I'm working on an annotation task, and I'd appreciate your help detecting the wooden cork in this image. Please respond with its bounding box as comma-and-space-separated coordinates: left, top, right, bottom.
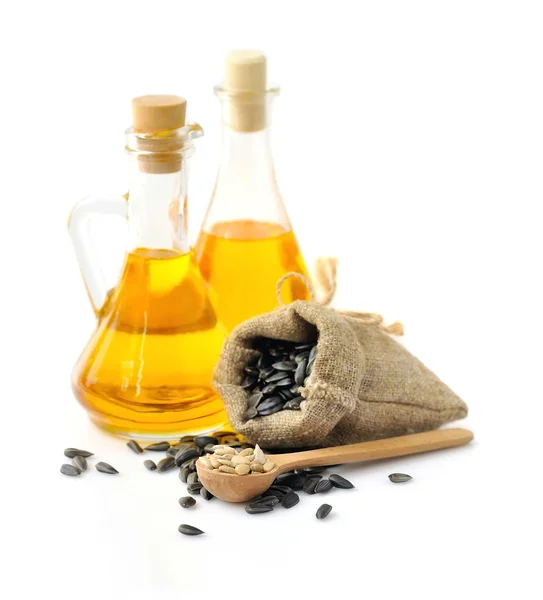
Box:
132, 95, 187, 133
131, 95, 187, 173
224, 50, 267, 132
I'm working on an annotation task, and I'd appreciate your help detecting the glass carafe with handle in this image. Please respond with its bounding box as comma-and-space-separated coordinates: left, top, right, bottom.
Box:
195, 50, 310, 332
68, 95, 228, 440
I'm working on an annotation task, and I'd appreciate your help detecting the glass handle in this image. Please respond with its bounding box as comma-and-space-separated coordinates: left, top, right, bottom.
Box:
68, 194, 128, 315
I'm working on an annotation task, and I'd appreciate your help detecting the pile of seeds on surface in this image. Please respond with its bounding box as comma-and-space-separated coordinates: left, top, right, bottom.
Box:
198, 443, 276, 475
61, 432, 413, 537
60, 448, 119, 476
242, 339, 318, 418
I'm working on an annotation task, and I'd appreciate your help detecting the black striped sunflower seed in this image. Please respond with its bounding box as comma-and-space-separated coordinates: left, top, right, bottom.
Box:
294, 358, 308, 385
145, 442, 170, 452
272, 360, 297, 371
144, 460, 157, 471
187, 482, 203, 495
194, 435, 218, 448
200, 487, 214, 501
127, 440, 143, 454
276, 473, 306, 490
60, 464, 81, 476
178, 496, 196, 508
245, 504, 274, 514
281, 491, 300, 508
245, 406, 258, 420
283, 397, 303, 410
178, 524, 204, 536
241, 375, 257, 389
64, 448, 93, 458
179, 467, 190, 482
95, 462, 119, 475
302, 478, 319, 494
186, 472, 199, 485
316, 504, 333, 519
314, 479, 333, 493
175, 447, 200, 466
157, 456, 176, 473
72, 456, 87, 471
250, 496, 280, 507
388, 473, 412, 483
329, 474, 355, 489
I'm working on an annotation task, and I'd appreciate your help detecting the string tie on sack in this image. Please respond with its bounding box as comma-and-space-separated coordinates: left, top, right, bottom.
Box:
275, 257, 404, 336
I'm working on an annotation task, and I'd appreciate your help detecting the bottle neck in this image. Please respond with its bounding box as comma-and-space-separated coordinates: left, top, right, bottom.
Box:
127, 165, 189, 254
203, 94, 290, 232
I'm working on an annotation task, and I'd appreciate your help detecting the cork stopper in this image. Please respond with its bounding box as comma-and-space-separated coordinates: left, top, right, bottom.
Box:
223, 50, 267, 132
131, 95, 187, 174
132, 95, 187, 133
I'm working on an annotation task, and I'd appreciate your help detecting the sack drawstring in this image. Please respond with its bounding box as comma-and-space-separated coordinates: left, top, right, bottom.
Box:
276, 257, 404, 336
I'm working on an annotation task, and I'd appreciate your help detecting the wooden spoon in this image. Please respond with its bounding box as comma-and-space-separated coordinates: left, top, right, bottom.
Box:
196, 427, 473, 503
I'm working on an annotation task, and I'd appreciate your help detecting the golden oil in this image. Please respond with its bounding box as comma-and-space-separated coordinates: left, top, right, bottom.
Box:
72, 248, 228, 439
196, 220, 309, 331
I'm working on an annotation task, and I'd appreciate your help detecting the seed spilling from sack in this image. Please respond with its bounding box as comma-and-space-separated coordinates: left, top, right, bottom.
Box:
239, 339, 318, 418
197, 443, 276, 476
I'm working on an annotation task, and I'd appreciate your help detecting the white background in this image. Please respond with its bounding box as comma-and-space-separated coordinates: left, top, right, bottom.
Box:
1, 1, 541, 598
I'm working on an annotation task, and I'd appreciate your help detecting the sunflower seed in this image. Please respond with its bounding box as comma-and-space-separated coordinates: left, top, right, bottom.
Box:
282, 491, 300, 508
145, 442, 170, 452
258, 403, 284, 417
198, 457, 212, 470
178, 524, 204, 536
295, 358, 308, 385
155, 456, 175, 473
250, 496, 280, 507
218, 465, 236, 474
178, 496, 196, 508
187, 482, 203, 495
186, 472, 199, 485
314, 479, 333, 493
64, 448, 93, 458
264, 371, 289, 383
253, 445, 266, 465
209, 455, 220, 469
144, 460, 157, 471
256, 396, 283, 413
179, 436, 195, 444
245, 504, 274, 514
244, 366, 259, 376
272, 360, 297, 371
175, 447, 199, 466
309, 345, 318, 363
283, 397, 303, 410
275, 377, 294, 387
244, 407, 258, 420
302, 478, 319, 494
316, 504, 333, 519
179, 466, 190, 482
294, 350, 311, 363
235, 464, 251, 475
200, 487, 214, 501
260, 367, 275, 380
263, 461, 276, 472
329, 473, 354, 489
72, 456, 87, 471
268, 485, 291, 496
260, 383, 277, 395
248, 391, 264, 407
295, 343, 314, 350
194, 436, 218, 448
241, 375, 257, 389
127, 440, 143, 454
60, 464, 81, 476
95, 462, 119, 475
388, 473, 413, 483
276, 473, 306, 490
303, 466, 327, 474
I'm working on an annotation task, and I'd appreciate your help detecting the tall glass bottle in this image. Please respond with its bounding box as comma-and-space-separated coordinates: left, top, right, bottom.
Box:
195, 50, 309, 331
69, 95, 228, 440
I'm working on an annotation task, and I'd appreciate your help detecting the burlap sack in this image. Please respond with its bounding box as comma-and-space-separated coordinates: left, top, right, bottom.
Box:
213, 300, 467, 449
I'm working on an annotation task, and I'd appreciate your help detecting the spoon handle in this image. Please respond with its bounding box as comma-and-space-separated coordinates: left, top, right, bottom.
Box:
275, 428, 474, 471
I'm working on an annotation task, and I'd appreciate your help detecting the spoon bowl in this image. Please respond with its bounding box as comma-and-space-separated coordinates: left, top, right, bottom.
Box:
196, 428, 474, 502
